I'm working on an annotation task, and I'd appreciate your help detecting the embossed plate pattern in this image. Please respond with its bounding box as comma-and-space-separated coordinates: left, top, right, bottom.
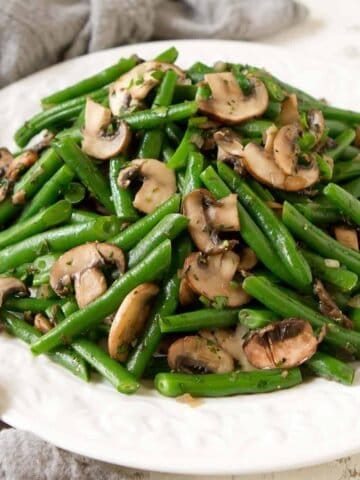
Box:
0, 40, 360, 475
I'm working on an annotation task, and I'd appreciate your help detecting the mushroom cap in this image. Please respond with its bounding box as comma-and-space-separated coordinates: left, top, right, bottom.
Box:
118, 159, 177, 214
179, 277, 197, 306
81, 98, 131, 160
334, 226, 359, 251
0, 277, 28, 307
182, 188, 239, 254
167, 335, 234, 373
50, 242, 126, 297
273, 124, 300, 175
279, 93, 299, 125
0, 150, 38, 202
198, 72, 269, 125
108, 283, 159, 361
109, 61, 186, 116
34, 313, 53, 334
237, 247, 258, 272
183, 251, 250, 307
214, 128, 244, 173
243, 318, 318, 369
74, 267, 108, 309
243, 142, 319, 192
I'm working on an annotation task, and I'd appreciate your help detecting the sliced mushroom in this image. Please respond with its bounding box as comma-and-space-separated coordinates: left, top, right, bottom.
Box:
355, 126, 360, 149
34, 313, 53, 334
0, 277, 28, 307
198, 72, 269, 124
334, 226, 359, 250
307, 109, 325, 143
0, 149, 38, 202
109, 61, 186, 115
243, 318, 319, 369
242, 142, 319, 192
263, 124, 278, 153
213, 128, 244, 173
183, 251, 250, 307
50, 243, 125, 307
237, 247, 258, 272
108, 283, 159, 361
117, 159, 176, 214
314, 279, 353, 329
273, 124, 301, 175
279, 94, 299, 125
179, 277, 197, 306
81, 98, 131, 160
167, 335, 234, 373
182, 189, 239, 254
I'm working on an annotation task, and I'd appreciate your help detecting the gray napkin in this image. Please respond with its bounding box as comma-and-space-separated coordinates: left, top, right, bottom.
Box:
0, 0, 307, 478
0, 0, 307, 88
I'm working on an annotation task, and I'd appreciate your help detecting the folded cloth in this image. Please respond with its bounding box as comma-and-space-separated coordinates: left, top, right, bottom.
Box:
0, 1, 307, 477
0, 0, 307, 88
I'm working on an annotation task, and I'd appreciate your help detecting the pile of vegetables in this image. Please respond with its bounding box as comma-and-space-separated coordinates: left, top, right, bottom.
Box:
1, 46, 360, 398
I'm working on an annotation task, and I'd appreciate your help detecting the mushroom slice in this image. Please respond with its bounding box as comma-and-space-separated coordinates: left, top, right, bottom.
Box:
214, 128, 244, 173
82, 99, 131, 160
243, 143, 319, 192
34, 313, 53, 334
307, 109, 325, 143
117, 159, 176, 214
167, 335, 234, 374
237, 247, 258, 272
334, 226, 359, 251
273, 124, 301, 175
198, 72, 269, 124
0, 277, 28, 307
179, 277, 197, 306
183, 251, 250, 307
279, 93, 299, 125
50, 243, 125, 306
109, 61, 186, 115
243, 318, 319, 369
263, 124, 278, 153
108, 283, 159, 361
74, 267, 108, 308
355, 126, 360, 149
0, 149, 38, 202
314, 279, 353, 329
182, 189, 239, 254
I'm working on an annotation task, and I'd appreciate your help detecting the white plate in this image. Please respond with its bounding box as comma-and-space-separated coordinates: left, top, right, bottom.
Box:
1, 40, 360, 476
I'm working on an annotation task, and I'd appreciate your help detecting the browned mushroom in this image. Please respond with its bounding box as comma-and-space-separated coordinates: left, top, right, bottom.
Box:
355, 126, 360, 148
108, 283, 159, 361
197, 72, 269, 124
334, 226, 359, 250
167, 335, 234, 373
273, 124, 301, 175
183, 251, 250, 307
213, 128, 244, 173
0, 149, 38, 202
182, 188, 239, 254
313, 279, 353, 329
179, 277, 197, 306
109, 61, 186, 115
34, 313, 53, 334
0, 277, 28, 307
81, 98, 131, 160
243, 318, 319, 369
50, 242, 125, 307
279, 94, 299, 125
237, 247, 258, 272
117, 159, 176, 214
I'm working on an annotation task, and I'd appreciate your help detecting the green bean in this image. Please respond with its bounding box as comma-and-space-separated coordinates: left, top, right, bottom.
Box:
301, 102, 360, 125
53, 138, 115, 214
306, 351, 354, 385
15, 89, 108, 147
294, 202, 342, 225
41, 57, 136, 106
19, 165, 75, 221
253, 73, 286, 102
0, 200, 72, 249
243, 276, 360, 355
264, 101, 281, 120
324, 183, 360, 225
121, 101, 198, 130
326, 129, 356, 160
0, 216, 120, 274
238, 308, 279, 329
341, 145, 360, 161
56, 126, 82, 143
155, 47, 178, 63
126, 236, 192, 378
302, 248, 358, 292
3, 297, 64, 313
172, 85, 198, 103
61, 299, 79, 317
143, 356, 170, 378
1, 311, 89, 381
183, 152, 204, 195
64, 182, 86, 204
138, 129, 164, 159
110, 194, 180, 250
186, 61, 213, 83
282, 202, 360, 275
72, 339, 139, 394
200, 166, 298, 287
31, 240, 172, 354
128, 213, 188, 268
71, 209, 100, 223
247, 179, 275, 202
349, 308, 360, 331
109, 157, 139, 222
155, 368, 302, 397
153, 70, 178, 108
234, 120, 273, 138
333, 156, 360, 183
218, 162, 312, 289
162, 140, 175, 162
165, 126, 200, 170
160, 309, 239, 333
231, 65, 253, 96
326, 119, 349, 137
165, 123, 184, 145
342, 176, 360, 198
